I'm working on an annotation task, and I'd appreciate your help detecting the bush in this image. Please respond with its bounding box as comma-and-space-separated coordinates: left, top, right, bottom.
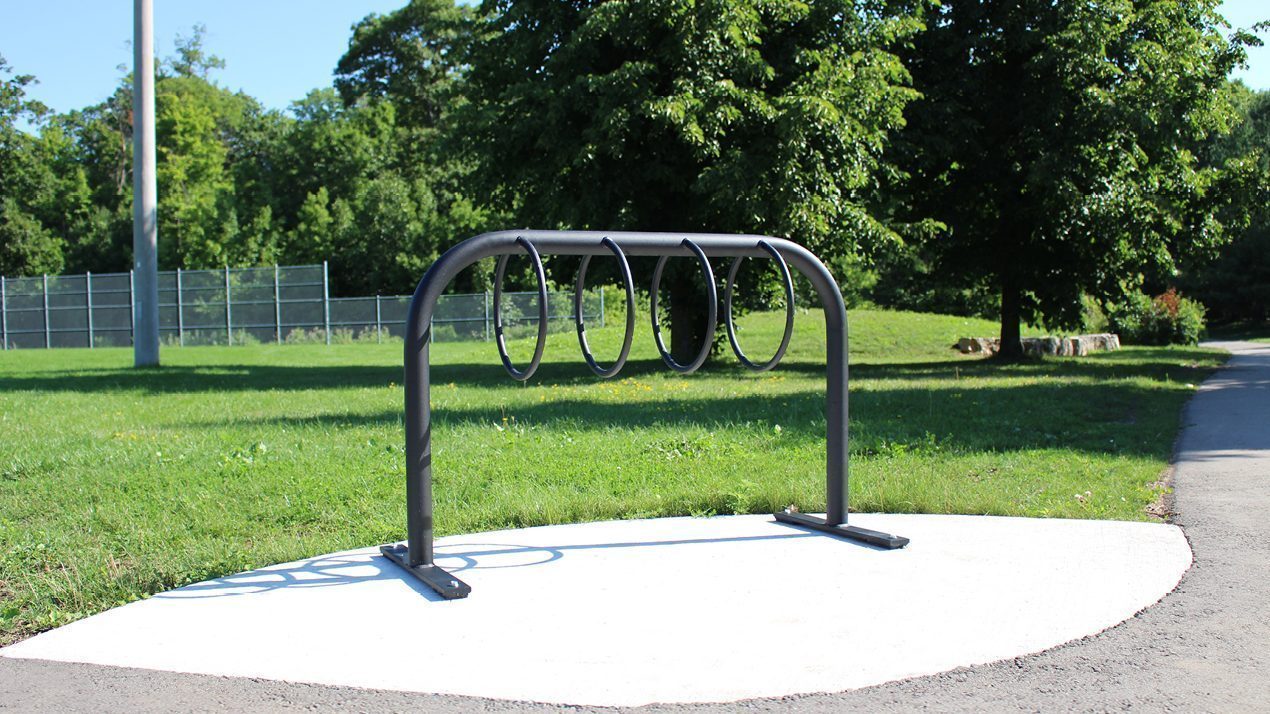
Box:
1080, 294, 1111, 333
868, 243, 1000, 320
1182, 224, 1270, 325
1107, 288, 1206, 345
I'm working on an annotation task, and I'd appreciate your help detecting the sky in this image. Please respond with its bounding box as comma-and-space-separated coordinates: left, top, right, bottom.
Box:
1, 0, 403, 125
1, 0, 1268, 128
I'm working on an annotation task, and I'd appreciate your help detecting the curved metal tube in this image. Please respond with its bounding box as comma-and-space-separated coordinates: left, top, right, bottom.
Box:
650, 238, 717, 374
387, 230, 905, 599
724, 239, 795, 372
575, 237, 635, 378
493, 237, 549, 381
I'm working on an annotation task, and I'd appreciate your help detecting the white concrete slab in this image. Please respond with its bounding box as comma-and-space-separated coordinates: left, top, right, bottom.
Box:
1, 514, 1190, 706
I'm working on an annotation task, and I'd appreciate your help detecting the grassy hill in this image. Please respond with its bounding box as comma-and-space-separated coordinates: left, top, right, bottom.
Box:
0, 308, 1224, 643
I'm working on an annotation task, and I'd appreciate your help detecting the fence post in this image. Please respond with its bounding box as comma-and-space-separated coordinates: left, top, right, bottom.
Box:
1, 275, 7, 350
86, 272, 94, 349
484, 290, 490, 341
42, 274, 50, 349
129, 270, 136, 345
322, 261, 331, 346
375, 294, 382, 344
225, 266, 232, 346
274, 265, 282, 345
176, 268, 184, 347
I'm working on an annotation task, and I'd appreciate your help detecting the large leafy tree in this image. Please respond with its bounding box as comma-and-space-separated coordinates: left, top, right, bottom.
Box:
335, 0, 472, 132
0, 56, 65, 276
336, 1, 495, 294
457, 0, 926, 359
894, 0, 1254, 357
1184, 84, 1270, 323
46, 83, 136, 273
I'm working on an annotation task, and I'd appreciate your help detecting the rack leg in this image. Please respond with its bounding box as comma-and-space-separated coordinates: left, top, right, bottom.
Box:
379, 544, 471, 599
773, 510, 909, 549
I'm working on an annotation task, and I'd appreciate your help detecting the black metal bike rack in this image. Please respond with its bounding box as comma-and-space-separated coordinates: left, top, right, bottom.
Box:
380, 230, 909, 599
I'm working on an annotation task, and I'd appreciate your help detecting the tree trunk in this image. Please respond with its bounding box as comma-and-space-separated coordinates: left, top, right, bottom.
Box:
998, 276, 1023, 360
668, 273, 709, 364
642, 187, 713, 365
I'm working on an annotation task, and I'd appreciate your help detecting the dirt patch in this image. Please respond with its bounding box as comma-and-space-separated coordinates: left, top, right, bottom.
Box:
1145, 467, 1176, 521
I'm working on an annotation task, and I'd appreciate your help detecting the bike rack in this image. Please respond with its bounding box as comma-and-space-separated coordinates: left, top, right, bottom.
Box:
380, 230, 909, 599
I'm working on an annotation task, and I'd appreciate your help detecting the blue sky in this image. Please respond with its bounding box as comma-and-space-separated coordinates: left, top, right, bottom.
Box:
2, 0, 1268, 125
1, 0, 402, 121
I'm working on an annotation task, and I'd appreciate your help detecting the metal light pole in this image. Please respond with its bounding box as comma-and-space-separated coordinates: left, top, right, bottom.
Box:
132, 0, 160, 366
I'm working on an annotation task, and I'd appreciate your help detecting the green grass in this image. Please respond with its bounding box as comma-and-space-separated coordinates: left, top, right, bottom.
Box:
0, 308, 1224, 644
1204, 323, 1270, 342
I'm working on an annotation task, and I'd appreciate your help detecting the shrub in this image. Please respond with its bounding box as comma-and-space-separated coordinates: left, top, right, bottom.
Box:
1080, 294, 1110, 333
1107, 288, 1206, 345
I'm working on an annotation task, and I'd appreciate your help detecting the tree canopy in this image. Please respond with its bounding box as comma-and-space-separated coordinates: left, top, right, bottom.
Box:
456, 0, 927, 355
0, 55, 64, 276
0, 26, 488, 297
1183, 83, 1270, 323
1, 1, 1266, 350
891, 0, 1257, 355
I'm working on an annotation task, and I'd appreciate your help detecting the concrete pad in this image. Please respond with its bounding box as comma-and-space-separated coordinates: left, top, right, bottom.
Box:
1, 514, 1190, 706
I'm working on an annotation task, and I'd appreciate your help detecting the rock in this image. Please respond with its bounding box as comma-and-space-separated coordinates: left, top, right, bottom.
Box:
955, 333, 1121, 356
957, 337, 1000, 354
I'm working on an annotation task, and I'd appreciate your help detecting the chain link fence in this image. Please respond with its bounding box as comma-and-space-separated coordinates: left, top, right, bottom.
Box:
0, 263, 602, 350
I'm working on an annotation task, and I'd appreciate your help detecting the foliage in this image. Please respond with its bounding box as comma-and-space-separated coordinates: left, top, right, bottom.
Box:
0, 27, 490, 297
163, 24, 227, 80
1184, 223, 1270, 324
1107, 288, 1207, 346
0, 55, 65, 276
335, 0, 472, 131
0, 202, 63, 276
891, 0, 1256, 357
1183, 86, 1270, 324
1, 4, 1265, 327
456, 0, 927, 358
154, 77, 257, 268
334, 1, 498, 294
867, 241, 999, 319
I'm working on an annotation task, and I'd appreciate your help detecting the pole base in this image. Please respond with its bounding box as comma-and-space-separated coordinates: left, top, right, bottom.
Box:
773, 511, 909, 549
379, 544, 471, 599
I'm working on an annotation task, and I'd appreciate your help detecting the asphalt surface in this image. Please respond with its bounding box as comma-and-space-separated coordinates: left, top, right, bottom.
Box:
3, 341, 1268, 713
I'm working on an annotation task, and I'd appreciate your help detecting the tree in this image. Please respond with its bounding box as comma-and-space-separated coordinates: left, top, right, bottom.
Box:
41, 84, 137, 273
336, 1, 500, 293
1183, 84, 1270, 323
457, 0, 926, 360
154, 76, 239, 268
165, 23, 227, 80
0, 56, 65, 276
335, 0, 472, 130
275, 89, 397, 218
0, 203, 64, 276
893, 0, 1254, 357
285, 187, 337, 265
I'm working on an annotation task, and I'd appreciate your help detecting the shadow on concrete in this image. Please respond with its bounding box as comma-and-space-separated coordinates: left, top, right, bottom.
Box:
155, 529, 841, 601
155, 553, 445, 602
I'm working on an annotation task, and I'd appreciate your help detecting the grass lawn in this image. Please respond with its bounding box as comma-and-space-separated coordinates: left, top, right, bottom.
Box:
0, 307, 1225, 644
1204, 323, 1270, 342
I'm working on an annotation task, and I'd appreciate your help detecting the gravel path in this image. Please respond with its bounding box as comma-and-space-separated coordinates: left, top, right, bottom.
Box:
4, 341, 1268, 713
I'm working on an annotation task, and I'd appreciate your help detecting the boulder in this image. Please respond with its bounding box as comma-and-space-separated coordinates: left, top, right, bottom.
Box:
954, 333, 1121, 356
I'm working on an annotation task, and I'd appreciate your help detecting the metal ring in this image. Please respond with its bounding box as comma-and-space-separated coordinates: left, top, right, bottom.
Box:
575, 237, 635, 378
650, 238, 717, 374
725, 240, 795, 372
493, 237, 549, 381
